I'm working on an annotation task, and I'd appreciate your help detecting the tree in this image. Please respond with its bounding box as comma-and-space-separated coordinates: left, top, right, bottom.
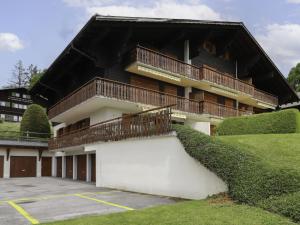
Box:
28, 69, 46, 89
287, 63, 300, 92
20, 104, 50, 138
8, 61, 45, 89
10, 60, 27, 88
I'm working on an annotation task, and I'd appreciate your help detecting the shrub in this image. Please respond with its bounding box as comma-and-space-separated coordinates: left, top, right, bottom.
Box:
20, 104, 50, 138
173, 124, 300, 222
258, 192, 300, 223
216, 109, 300, 136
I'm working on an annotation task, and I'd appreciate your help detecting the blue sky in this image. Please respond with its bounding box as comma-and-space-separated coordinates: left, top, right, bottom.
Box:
0, 0, 300, 87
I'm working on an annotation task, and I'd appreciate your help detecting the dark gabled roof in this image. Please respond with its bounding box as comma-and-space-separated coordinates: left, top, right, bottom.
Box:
31, 15, 299, 104
94, 15, 243, 26
0, 87, 28, 91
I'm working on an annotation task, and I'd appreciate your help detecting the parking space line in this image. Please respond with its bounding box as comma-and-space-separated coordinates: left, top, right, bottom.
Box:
74, 193, 134, 211
6, 191, 120, 203
7, 201, 39, 224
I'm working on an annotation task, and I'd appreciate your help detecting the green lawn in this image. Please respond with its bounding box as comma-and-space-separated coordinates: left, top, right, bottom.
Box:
42, 198, 296, 225
216, 133, 300, 173
0, 122, 20, 137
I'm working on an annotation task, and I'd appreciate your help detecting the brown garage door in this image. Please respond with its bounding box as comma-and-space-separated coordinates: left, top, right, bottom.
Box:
66, 156, 73, 179
56, 157, 62, 177
77, 155, 86, 181
10, 156, 36, 177
42, 157, 52, 176
91, 154, 96, 182
0, 156, 4, 178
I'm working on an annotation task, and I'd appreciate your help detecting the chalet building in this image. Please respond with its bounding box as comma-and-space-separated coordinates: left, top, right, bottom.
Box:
281, 92, 300, 110
31, 15, 298, 199
0, 87, 32, 122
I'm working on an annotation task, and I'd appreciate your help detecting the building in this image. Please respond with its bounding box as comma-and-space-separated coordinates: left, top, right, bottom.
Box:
30, 15, 298, 199
0, 87, 32, 122
280, 92, 300, 110
0, 138, 52, 178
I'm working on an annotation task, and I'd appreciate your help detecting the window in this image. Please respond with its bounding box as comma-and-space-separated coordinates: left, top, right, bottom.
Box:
11, 92, 20, 97
203, 41, 216, 55
5, 115, 14, 121
18, 116, 22, 121
23, 94, 31, 99
0, 101, 10, 107
13, 115, 18, 122
217, 96, 225, 105
0, 114, 5, 119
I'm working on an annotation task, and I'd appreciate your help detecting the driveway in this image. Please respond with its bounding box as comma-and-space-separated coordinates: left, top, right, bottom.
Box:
0, 177, 176, 225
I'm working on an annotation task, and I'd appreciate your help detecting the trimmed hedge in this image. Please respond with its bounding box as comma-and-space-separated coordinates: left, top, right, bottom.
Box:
216, 109, 300, 136
258, 192, 300, 223
20, 104, 50, 138
173, 124, 300, 222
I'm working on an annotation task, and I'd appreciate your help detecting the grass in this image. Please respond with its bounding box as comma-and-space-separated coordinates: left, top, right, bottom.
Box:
0, 121, 20, 137
216, 133, 300, 222
42, 197, 297, 225
216, 133, 300, 173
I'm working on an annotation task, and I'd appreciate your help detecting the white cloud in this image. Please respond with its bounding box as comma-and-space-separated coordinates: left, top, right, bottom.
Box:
0, 33, 24, 52
63, 0, 222, 20
287, 0, 300, 3
256, 23, 300, 74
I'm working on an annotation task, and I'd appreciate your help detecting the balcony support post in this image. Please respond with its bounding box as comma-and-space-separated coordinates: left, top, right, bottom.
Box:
86, 154, 92, 182
73, 155, 77, 180
184, 87, 192, 111
184, 40, 191, 64
52, 156, 57, 177
62, 156, 66, 178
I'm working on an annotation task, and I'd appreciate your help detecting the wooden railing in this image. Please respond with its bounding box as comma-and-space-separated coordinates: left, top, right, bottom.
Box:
132, 45, 278, 105
254, 88, 278, 105
201, 65, 254, 96
48, 78, 248, 120
134, 45, 200, 80
48, 106, 172, 150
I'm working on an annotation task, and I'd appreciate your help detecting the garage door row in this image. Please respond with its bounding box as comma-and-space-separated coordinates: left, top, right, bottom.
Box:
0, 153, 96, 182
0, 155, 52, 178
55, 154, 96, 182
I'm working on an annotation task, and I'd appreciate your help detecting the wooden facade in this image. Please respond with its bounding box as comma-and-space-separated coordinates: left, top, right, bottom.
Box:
29, 16, 298, 150
0, 87, 33, 122
49, 107, 172, 150
48, 77, 252, 121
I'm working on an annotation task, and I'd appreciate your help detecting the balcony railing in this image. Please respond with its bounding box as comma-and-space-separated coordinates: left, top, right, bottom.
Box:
48, 78, 250, 120
254, 88, 278, 105
131, 45, 278, 105
48, 106, 172, 150
0, 131, 50, 143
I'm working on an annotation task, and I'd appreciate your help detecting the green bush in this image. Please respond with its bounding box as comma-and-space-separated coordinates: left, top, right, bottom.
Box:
173, 124, 300, 222
20, 104, 50, 138
258, 192, 300, 223
216, 109, 300, 136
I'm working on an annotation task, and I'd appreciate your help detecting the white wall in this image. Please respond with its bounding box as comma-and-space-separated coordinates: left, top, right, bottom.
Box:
0, 148, 53, 178
90, 107, 131, 125
186, 120, 211, 135
91, 135, 227, 200
53, 123, 66, 137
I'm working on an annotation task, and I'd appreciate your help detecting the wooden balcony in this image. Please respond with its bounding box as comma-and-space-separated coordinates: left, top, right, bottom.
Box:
254, 88, 278, 106
129, 45, 278, 106
48, 78, 249, 120
48, 106, 172, 150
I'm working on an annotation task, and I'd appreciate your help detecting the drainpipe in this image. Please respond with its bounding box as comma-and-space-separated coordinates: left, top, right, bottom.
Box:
184, 40, 192, 112
235, 60, 239, 115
